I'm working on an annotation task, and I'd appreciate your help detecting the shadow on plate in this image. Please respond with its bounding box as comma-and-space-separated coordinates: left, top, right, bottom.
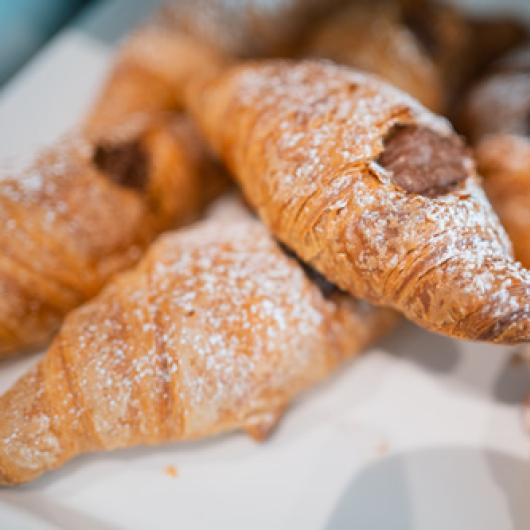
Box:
379, 320, 460, 375
325, 446, 530, 530
493, 350, 530, 404
0, 489, 121, 530
381, 321, 530, 405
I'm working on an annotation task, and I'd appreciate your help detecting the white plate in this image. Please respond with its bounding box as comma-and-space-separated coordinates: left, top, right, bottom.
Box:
0, 1, 529, 529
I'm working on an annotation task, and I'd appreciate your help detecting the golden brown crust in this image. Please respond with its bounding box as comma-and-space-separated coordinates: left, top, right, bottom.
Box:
0, 114, 226, 357
160, 0, 348, 58
477, 134, 530, 268
187, 59, 530, 343
303, 0, 444, 112
85, 25, 227, 134
0, 201, 397, 485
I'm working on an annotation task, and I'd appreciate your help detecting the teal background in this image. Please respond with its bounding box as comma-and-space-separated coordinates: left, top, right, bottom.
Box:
0, 0, 88, 84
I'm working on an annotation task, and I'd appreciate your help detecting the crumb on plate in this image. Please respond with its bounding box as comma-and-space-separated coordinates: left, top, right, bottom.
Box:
164, 465, 178, 478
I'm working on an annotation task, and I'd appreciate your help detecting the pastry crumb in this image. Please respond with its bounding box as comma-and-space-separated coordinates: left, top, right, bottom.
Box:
164, 465, 178, 478
376, 440, 390, 456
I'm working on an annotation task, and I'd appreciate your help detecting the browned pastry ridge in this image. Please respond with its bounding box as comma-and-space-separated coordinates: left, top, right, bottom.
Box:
186, 59, 530, 344
303, 0, 444, 112
0, 114, 225, 357
85, 23, 227, 134
0, 199, 397, 485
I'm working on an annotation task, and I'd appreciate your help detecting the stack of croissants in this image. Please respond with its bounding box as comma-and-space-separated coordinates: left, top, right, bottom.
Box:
1, 0, 530, 486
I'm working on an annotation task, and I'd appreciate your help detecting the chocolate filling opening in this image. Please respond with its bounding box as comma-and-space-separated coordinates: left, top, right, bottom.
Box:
278, 242, 340, 298
93, 140, 149, 191
377, 124, 469, 196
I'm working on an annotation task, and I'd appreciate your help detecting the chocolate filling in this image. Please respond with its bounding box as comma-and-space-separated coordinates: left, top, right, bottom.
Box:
278, 242, 339, 298
93, 140, 149, 191
377, 125, 469, 196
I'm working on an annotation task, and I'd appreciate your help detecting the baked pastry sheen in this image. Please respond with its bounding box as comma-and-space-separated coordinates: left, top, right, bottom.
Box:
0, 115, 224, 356
187, 59, 530, 343
0, 201, 396, 485
85, 24, 225, 134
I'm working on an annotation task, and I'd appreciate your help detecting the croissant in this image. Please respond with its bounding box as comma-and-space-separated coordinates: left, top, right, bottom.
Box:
160, 0, 347, 58
0, 199, 396, 485
477, 134, 530, 268
85, 23, 226, 134
459, 45, 530, 143
187, 59, 530, 343
303, 0, 444, 112
0, 114, 225, 356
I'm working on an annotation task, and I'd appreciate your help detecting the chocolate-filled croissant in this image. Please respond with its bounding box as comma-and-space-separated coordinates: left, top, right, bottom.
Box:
0, 200, 396, 485
304, 0, 444, 112
186, 59, 530, 343
0, 114, 225, 356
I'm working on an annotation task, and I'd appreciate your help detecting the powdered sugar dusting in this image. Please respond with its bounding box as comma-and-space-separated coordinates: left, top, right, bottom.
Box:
193, 60, 530, 341
0, 116, 189, 354
0, 205, 394, 481
69, 215, 332, 442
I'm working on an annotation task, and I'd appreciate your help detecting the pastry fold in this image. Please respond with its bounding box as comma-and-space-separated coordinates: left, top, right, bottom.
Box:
187, 59, 530, 343
0, 114, 225, 356
0, 200, 396, 485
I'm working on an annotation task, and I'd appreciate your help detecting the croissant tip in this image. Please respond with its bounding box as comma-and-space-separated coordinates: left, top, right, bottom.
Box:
476, 309, 530, 344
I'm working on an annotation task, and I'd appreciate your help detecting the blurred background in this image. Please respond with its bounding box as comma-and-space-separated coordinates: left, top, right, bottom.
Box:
1, 0, 529, 87
0, 0, 89, 85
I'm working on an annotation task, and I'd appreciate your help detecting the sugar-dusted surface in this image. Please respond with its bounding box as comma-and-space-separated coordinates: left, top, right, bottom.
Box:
2, 1, 530, 527
0, 130, 148, 355
0, 113, 224, 356
0, 201, 395, 484
189, 59, 530, 342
